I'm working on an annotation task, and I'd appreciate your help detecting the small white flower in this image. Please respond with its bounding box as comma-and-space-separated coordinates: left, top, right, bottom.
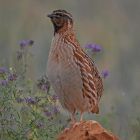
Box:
9, 67, 12, 71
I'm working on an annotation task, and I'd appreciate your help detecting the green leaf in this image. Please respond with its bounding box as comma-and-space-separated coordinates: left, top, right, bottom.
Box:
38, 132, 43, 137
25, 64, 29, 68
2, 59, 5, 67
29, 52, 34, 57
26, 79, 31, 85
0, 111, 2, 116
34, 132, 38, 138
4, 133, 11, 138
17, 112, 20, 119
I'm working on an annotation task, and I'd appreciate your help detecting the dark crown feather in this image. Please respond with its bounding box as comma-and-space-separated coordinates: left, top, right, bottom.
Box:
53, 9, 73, 19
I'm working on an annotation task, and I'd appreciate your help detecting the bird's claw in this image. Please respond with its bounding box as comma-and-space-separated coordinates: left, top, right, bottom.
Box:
73, 121, 82, 129
64, 128, 70, 133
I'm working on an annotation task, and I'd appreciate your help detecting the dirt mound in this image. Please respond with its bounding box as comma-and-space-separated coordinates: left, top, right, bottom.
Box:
57, 120, 119, 140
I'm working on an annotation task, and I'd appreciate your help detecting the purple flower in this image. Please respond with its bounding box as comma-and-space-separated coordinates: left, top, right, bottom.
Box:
37, 122, 44, 127
47, 119, 52, 123
31, 100, 36, 104
8, 73, 18, 82
52, 94, 57, 99
0, 68, 6, 75
0, 82, 4, 86
17, 49, 24, 61
6, 116, 14, 125
45, 111, 52, 117
84, 44, 92, 49
17, 90, 24, 95
52, 106, 60, 116
35, 95, 41, 103
59, 120, 62, 124
84, 44, 101, 55
27, 40, 34, 46
16, 97, 24, 103
9, 75, 13, 81
26, 97, 36, 105
20, 41, 26, 50
0, 80, 9, 87
90, 45, 101, 53
101, 70, 109, 79
0, 126, 3, 130
20, 107, 25, 115
52, 94, 57, 102
5, 80, 9, 86
7, 103, 13, 110
37, 75, 50, 90
26, 98, 32, 104
43, 85, 47, 90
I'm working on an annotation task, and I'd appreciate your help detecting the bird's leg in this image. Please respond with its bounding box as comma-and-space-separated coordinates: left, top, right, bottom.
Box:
73, 111, 84, 129
64, 109, 76, 133
70, 109, 76, 126
79, 111, 84, 122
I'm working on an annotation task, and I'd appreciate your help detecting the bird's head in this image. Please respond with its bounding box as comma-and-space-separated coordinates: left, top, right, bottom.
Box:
47, 9, 74, 33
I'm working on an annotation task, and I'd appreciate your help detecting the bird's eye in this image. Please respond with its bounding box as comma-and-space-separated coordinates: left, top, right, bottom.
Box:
59, 13, 63, 17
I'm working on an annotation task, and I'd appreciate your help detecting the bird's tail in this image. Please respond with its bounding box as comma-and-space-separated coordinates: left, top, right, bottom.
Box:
91, 105, 99, 114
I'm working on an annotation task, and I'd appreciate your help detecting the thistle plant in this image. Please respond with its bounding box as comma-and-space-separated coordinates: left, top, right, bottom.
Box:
84, 44, 101, 57
0, 40, 64, 140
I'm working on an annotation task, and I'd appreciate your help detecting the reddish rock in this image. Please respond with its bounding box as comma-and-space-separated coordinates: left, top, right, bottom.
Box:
57, 120, 119, 140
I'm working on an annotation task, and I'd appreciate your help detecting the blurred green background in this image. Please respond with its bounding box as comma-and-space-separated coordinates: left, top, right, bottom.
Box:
0, 0, 140, 139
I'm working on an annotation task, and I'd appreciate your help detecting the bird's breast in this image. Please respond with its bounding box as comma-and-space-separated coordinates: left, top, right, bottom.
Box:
47, 34, 83, 94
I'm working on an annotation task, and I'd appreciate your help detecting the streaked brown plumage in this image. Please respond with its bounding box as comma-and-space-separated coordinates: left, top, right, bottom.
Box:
47, 9, 103, 127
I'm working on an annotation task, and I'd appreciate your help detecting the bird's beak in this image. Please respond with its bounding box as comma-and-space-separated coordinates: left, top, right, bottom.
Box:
47, 14, 53, 18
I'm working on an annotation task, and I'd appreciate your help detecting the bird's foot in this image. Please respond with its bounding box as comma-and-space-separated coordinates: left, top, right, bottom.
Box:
73, 121, 82, 129
64, 123, 74, 133
64, 128, 70, 133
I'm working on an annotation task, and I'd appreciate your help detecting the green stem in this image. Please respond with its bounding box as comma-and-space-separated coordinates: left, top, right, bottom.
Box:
22, 52, 25, 69
35, 104, 38, 120
26, 48, 31, 62
1, 132, 3, 140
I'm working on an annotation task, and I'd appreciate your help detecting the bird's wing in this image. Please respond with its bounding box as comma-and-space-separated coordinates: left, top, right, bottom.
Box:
73, 44, 98, 106
84, 53, 103, 101
73, 44, 103, 114
65, 33, 103, 112
71, 38, 103, 99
